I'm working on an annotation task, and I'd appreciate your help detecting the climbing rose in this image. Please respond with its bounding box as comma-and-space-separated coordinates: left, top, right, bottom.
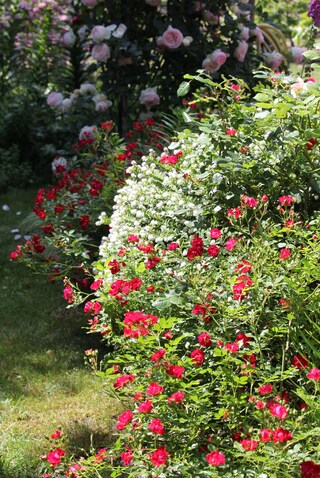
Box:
166, 364, 184, 379
206, 450, 226, 466
292, 354, 309, 369
240, 439, 258, 451
202, 49, 228, 73
148, 418, 165, 435
47, 92, 63, 108
307, 368, 320, 380
260, 429, 273, 442
225, 238, 237, 251
147, 382, 164, 396
116, 410, 134, 430
300, 460, 320, 478
150, 349, 166, 361
190, 349, 205, 366
92, 43, 110, 62
168, 391, 185, 403
198, 332, 212, 347
139, 87, 160, 106
138, 400, 153, 413
278, 195, 294, 206
279, 248, 291, 259
46, 448, 65, 467
258, 384, 273, 395
269, 404, 288, 420
208, 245, 220, 257
157, 25, 184, 49
150, 446, 169, 466
272, 428, 293, 442
121, 449, 133, 466
210, 228, 221, 239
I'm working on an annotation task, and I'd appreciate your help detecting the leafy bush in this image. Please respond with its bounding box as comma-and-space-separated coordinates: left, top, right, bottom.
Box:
0, 144, 32, 193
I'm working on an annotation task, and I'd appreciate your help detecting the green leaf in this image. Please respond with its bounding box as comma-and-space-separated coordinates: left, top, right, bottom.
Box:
303, 50, 320, 61
177, 81, 190, 97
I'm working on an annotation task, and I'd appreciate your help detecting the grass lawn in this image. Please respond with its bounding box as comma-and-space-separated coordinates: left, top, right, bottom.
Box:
0, 187, 121, 477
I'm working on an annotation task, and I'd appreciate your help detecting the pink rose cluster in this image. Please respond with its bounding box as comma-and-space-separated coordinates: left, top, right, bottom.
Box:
157, 25, 192, 49
202, 49, 229, 73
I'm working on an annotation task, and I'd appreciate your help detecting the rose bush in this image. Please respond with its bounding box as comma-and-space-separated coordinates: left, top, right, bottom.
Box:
38, 72, 320, 477
10, 118, 166, 288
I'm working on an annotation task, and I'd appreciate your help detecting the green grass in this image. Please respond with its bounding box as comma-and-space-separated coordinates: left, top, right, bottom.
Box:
0, 188, 121, 478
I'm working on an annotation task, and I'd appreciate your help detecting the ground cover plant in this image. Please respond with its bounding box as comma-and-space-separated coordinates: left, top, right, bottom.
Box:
0, 188, 121, 478
32, 71, 320, 477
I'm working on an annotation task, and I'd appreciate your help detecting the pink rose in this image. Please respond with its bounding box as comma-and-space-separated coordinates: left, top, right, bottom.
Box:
263, 51, 284, 70
234, 41, 249, 62
91, 43, 110, 62
82, 0, 99, 7
61, 30, 76, 48
139, 87, 160, 107
91, 25, 107, 43
202, 49, 229, 73
47, 92, 63, 108
157, 25, 184, 49
252, 27, 264, 44
240, 25, 250, 41
291, 46, 305, 64
203, 10, 219, 25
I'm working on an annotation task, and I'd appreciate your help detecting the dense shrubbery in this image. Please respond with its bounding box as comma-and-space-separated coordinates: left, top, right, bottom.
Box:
21, 71, 320, 477
0, 0, 310, 190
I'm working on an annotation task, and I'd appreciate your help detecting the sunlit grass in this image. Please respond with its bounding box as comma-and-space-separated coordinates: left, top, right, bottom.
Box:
0, 188, 120, 477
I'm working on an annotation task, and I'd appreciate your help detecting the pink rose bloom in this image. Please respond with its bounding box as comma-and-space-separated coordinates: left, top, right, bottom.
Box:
79, 125, 97, 141
139, 87, 160, 107
61, 30, 76, 48
47, 92, 63, 108
252, 27, 264, 44
240, 25, 250, 41
202, 49, 229, 73
203, 10, 219, 25
263, 51, 284, 70
291, 46, 305, 64
61, 98, 73, 113
145, 0, 161, 5
92, 43, 110, 62
234, 41, 249, 62
157, 25, 184, 49
82, 0, 99, 7
91, 25, 107, 43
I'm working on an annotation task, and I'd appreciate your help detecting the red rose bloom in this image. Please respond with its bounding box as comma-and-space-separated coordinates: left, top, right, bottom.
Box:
190, 349, 205, 366
148, 418, 165, 435
206, 450, 226, 466
301, 461, 320, 478
168, 391, 185, 404
147, 382, 164, 396
272, 428, 293, 443
198, 332, 212, 347
240, 439, 258, 451
150, 446, 169, 467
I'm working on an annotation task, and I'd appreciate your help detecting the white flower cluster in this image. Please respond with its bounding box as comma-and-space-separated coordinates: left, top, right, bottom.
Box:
98, 134, 217, 260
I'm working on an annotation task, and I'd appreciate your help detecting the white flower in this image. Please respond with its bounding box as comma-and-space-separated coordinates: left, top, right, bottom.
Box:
112, 23, 127, 39
61, 30, 76, 48
80, 83, 97, 95
47, 92, 63, 108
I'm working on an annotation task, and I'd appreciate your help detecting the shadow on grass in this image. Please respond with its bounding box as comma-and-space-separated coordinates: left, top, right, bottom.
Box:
0, 188, 120, 478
